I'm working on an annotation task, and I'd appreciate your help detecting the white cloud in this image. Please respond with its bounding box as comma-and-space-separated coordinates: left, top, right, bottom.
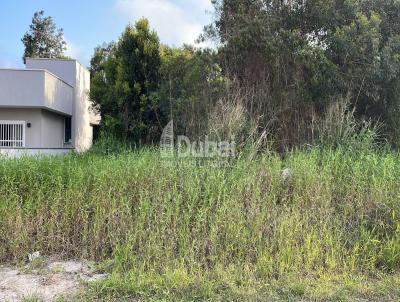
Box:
65, 38, 91, 66
65, 38, 83, 59
114, 0, 213, 46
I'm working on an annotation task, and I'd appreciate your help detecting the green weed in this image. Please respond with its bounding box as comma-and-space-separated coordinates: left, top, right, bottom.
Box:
0, 146, 399, 300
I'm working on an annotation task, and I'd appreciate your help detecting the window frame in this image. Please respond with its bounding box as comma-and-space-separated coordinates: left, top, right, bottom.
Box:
0, 120, 26, 148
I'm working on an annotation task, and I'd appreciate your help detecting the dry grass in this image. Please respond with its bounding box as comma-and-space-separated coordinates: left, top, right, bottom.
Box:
0, 144, 399, 300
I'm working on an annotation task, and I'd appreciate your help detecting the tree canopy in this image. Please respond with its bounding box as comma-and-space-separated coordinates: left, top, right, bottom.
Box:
90, 0, 400, 148
90, 19, 161, 142
208, 0, 400, 145
22, 10, 67, 63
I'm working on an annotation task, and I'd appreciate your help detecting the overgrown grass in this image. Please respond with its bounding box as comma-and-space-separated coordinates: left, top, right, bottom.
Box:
1, 145, 400, 300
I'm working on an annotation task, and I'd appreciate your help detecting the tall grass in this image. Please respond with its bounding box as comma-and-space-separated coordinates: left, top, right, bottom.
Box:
0, 144, 399, 298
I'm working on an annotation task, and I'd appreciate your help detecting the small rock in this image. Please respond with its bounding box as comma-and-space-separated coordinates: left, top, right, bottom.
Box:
28, 251, 41, 262
80, 273, 108, 282
281, 168, 292, 181
49, 261, 87, 274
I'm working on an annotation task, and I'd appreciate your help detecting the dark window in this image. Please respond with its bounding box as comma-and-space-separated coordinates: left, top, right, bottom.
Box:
64, 117, 72, 143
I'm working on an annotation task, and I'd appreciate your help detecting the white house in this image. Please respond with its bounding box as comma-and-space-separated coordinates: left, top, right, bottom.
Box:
0, 58, 100, 156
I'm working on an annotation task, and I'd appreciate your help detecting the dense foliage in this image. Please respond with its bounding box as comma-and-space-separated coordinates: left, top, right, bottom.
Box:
207, 0, 400, 146
90, 19, 161, 142
91, 37, 223, 142
158, 45, 225, 139
90, 0, 400, 148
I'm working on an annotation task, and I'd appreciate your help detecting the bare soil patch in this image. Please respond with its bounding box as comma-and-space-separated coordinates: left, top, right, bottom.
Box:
0, 258, 107, 302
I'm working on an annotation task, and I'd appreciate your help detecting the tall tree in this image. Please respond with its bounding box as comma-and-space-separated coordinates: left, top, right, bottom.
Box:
22, 10, 66, 63
90, 19, 161, 142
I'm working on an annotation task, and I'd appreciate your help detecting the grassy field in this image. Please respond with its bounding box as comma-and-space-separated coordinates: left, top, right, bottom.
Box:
1, 146, 400, 301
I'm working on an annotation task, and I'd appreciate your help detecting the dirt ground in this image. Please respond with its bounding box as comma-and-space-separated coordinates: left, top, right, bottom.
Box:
0, 258, 107, 302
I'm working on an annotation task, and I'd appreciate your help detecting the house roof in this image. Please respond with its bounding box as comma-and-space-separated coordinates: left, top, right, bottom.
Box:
25, 57, 88, 71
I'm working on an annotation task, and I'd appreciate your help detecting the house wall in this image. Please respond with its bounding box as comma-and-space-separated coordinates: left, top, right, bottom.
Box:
44, 72, 74, 115
0, 108, 66, 148
0, 108, 42, 148
26, 58, 98, 152
74, 61, 93, 152
41, 110, 65, 148
26, 58, 76, 87
0, 69, 73, 115
0, 70, 43, 107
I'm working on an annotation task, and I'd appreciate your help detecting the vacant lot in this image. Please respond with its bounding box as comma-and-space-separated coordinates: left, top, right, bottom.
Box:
0, 148, 399, 301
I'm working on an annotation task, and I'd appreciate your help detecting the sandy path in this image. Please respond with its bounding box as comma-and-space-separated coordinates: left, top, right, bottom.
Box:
0, 259, 107, 302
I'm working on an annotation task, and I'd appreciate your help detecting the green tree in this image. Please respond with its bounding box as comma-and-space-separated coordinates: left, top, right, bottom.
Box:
22, 10, 66, 63
90, 43, 120, 133
90, 19, 161, 142
159, 45, 225, 138
209, 0, 400, 146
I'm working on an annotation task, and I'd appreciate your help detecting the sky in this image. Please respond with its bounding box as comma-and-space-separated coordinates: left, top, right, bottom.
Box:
0, 0, 214, 68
